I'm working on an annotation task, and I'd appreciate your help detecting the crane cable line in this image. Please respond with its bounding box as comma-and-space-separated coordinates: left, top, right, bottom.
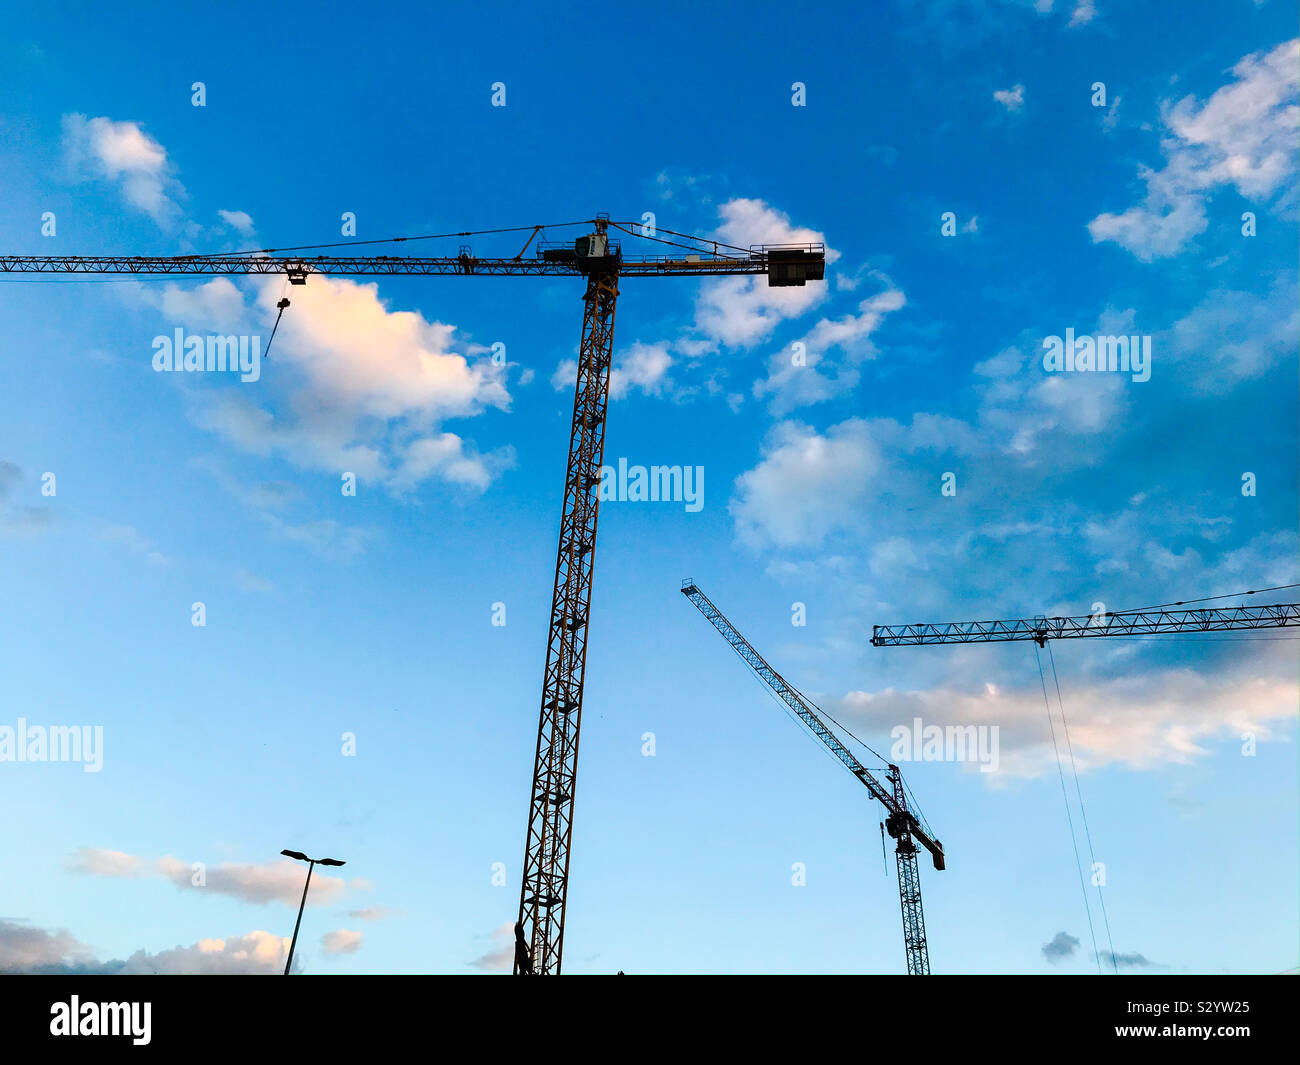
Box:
194, 220, 598, 259
726, 643, 942, 840
1046, 642, 1118, 975
1034, 642, 1103, 974
1118, 583, 1299, 613
734, 649, 885, 785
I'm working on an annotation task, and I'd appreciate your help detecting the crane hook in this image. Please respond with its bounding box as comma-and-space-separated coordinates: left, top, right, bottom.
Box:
265, 297, 290, 358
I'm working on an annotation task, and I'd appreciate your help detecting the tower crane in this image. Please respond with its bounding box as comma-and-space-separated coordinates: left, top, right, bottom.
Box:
681, 580, 944, 974
1, 218, 827, 975
871, 588, 1298, 975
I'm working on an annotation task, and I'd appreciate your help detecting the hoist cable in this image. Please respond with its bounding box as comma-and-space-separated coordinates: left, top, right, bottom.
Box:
1035, 642, 1102, 974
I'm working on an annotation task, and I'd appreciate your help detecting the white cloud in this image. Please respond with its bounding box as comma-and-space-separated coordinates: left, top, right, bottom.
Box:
1068, 0, 1097, 26
1164, 279, 1299, 390
754, 286, 906, 412
155, 855, 350, 906
610, 341, 673, 399
132, 276, 246, 331
1089, 39, 1299, 260
993, 84, 1025, 111
551, 340, 675, 401
691, 199, 836, 349
0, 920, 93, 972
321, 929, 363, 955
837, 643, 1298, 780
731, 419, 882, 548
731, 412, 986, 550
180, 275, 515, 494
217, 209, 254, 234
70, 847, 142, 878
61, 114, 183, 224
0, 917, 293, 974
119, 931, 291, 974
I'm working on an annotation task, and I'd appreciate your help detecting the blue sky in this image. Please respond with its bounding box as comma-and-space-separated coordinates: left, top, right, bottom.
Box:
0, 0, 1296, 975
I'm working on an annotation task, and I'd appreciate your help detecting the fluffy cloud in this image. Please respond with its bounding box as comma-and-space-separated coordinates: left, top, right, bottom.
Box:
691, 199, 837, 349
140, 275, 515, 494
62, 114, 183, 224
0, 920, 94, 973
611, 341, 673, 399
731, 419, 882, 548
1089, 39, 1299, 260
835, 643, 1298, 780
117, 931, 291, 974
217, 209, 255, 234
1, 918, 293, 975
730, 412, 983, 549
550, 340, 675, 401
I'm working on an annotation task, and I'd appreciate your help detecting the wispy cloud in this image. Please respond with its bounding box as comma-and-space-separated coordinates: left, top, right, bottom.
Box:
321, 929, 363, 955
1089, 38, 1299, 260
993, 83, 1025, 112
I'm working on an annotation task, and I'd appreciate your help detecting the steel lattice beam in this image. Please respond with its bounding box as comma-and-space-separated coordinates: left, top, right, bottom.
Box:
871, 602, 1300, 646
0, 251, 808, 279
681, 581, 895, 807
516, 268, 618, 975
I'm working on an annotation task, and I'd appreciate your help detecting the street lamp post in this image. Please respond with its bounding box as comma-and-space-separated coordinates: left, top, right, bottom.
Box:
280, 849, 346, 976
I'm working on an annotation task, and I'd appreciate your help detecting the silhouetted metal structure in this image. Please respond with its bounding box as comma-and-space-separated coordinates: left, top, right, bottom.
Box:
872, 602, 1300, 647
681, 580, 944, 974
3, 219, 825, 976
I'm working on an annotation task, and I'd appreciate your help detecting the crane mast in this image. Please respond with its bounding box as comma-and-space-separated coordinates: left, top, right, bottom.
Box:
518, 241, 618, 975
681, 580, 944, 974
3, 220, 825, 976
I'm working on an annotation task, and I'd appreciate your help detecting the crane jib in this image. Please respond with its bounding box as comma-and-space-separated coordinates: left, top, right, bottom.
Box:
681, 581, 945, 872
